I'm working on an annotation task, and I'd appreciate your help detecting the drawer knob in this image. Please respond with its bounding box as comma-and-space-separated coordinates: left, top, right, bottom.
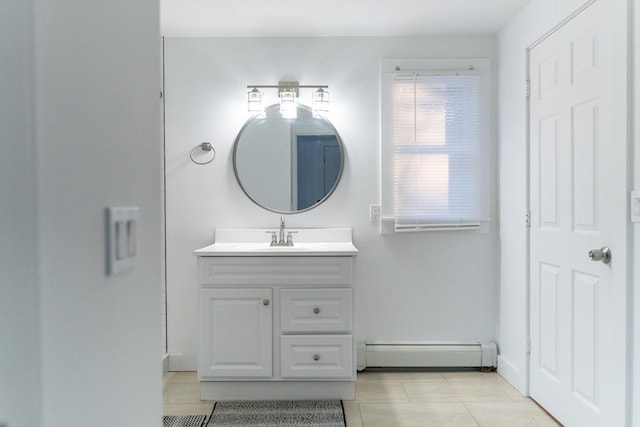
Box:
313, 354, 320, 361
313, 307, 320, 314
262, 299, 270, 306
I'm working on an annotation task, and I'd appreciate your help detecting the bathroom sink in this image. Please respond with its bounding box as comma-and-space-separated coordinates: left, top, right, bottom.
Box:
232, 244, 315, 251
194, 228, 358, 256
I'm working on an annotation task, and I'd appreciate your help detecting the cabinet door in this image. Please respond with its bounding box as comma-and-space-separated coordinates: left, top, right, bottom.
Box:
200, 288, 272, 378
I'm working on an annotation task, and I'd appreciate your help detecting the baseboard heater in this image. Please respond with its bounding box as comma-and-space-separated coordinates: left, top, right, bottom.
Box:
360, 341, 498, 371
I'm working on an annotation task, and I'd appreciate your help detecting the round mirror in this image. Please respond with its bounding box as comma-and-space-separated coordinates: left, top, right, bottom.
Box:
233, 104, 344, 213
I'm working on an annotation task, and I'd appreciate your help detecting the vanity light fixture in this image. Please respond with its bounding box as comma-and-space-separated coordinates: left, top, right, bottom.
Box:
245, 81, 329, 118
247, 87, 263, 113
312, 87, 330, 118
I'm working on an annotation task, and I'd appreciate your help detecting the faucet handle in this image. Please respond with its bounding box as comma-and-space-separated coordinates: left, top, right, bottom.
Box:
286, 231, 298, 246
266, 231, 278, 246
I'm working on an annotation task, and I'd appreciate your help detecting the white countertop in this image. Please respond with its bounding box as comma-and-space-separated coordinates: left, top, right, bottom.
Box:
194, 228, 358, 257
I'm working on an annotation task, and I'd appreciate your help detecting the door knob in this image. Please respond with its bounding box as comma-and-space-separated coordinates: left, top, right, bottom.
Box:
262, 299, 270, 306
589, 247, 611, 264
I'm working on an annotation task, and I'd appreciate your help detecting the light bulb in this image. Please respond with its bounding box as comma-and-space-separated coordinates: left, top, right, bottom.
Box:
279, 90, 297, 119
247, 88, 263, 113
312, 88, 329, 118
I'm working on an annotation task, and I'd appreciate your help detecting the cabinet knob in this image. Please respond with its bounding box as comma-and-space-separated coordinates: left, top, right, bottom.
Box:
313, 354, 320, 361
262, 299, 270, 306
313, 307, 320, 314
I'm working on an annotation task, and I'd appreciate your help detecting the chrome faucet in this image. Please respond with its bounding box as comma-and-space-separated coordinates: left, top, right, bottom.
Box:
278, 216, 286, 245
268, 216, 296, 246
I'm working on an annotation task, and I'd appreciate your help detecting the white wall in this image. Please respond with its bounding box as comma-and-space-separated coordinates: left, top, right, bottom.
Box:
633, 1, 640, 424
3, 2, 164, 426
496, 0, 615, 394
164, 36, 500, 367
0, 2, 42, 426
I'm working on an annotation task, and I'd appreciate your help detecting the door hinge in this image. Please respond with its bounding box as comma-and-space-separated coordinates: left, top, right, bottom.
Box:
526, 79, 531, 99
525, 209, 531, 227
526, 337, 531, 355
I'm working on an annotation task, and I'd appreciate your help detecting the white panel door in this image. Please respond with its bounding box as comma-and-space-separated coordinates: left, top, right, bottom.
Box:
199, 288, 272, 378
529, 1, 628, 426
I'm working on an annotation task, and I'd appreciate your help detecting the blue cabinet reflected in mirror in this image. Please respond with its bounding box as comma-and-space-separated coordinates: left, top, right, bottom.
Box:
233, 104, 344, 213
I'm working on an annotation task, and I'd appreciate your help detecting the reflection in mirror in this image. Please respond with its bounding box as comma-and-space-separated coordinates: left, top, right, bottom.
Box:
233, 104, 344, 213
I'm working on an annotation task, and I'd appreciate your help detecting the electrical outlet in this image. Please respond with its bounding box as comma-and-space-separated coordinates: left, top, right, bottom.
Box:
370, 204, 381, 223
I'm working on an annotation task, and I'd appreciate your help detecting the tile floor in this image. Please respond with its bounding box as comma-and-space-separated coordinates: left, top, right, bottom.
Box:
163, 369, 561, 426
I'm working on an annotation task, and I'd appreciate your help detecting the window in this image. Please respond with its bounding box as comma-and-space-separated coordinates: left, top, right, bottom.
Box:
381, 59, 490, 232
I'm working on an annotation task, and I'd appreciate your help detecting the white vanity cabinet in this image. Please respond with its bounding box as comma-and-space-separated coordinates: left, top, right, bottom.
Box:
195, 245, 357, 401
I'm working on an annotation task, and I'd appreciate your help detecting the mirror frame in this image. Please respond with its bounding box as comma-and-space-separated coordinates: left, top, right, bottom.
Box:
232, 103, 345, 214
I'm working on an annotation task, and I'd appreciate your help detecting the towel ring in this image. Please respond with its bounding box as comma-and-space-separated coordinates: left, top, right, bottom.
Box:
190, 142, 216, 165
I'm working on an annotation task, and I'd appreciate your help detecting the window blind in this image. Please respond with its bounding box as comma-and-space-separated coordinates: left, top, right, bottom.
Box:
393, 72, 485, 231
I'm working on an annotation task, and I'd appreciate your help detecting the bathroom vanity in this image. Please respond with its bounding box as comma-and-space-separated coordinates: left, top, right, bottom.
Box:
194, 228, 357, 400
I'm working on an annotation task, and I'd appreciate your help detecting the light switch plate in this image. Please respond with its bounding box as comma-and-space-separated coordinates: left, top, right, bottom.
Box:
106, 206, 139, 275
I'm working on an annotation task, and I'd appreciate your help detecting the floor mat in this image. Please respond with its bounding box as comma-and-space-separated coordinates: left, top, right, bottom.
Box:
206, 400, 346, 427
163, 414, 207, 427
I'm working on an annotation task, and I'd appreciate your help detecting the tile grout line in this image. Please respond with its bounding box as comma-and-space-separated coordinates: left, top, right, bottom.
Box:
462, 402, 483, 427
354, 403, 364, 427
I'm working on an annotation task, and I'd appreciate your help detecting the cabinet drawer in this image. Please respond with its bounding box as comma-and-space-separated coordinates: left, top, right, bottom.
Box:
280, 335, 353, 378
199, 257, 352, 286
280, 288, 352, 333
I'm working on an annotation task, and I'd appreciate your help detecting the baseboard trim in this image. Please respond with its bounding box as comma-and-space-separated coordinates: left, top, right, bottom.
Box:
168, 353, 197, 371
162, 353, 170, 376
497, 355, 527, 395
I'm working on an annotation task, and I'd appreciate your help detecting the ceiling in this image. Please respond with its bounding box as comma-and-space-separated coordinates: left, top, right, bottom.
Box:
161, 0, 531, 38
